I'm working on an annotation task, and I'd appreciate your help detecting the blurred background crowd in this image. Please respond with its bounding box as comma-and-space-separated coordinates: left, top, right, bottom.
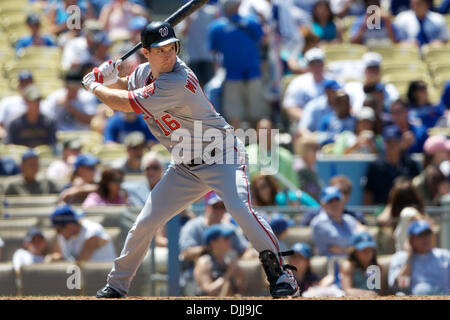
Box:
0, 0, 449, 298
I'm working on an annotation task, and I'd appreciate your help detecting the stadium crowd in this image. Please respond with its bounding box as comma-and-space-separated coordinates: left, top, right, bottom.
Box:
0, 0, 449, 297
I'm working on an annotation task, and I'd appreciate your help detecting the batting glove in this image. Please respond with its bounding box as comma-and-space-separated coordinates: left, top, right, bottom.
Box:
82, 71, 102, 93
95, 59, 122, 86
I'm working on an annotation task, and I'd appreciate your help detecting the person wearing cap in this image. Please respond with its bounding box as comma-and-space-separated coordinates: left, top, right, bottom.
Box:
389, 98, 428, 154
300, 175, 367, 226
179, 193, 253, 262
350, 0, 398, 45
59, 153, 100, 204
388, 219, 450, 295
111, 131, 147, 174
90, 31, 113, 67
82, 168, 128, 208
407, 80, 445, 130
283, 47, 335, 124
341, 231, 382, 297
15, 13, 56, 54
12, 227, 48, 274
179, 192, 255, 295
311, 186, 364, 257
298, 79, 341, 134
394, 0, 448, 47
333, 106, 383, 155
83, 15, 300, 299
6, 85, 57, 148
344, 52, 399, 114
99, 0, 149, 42
45, 138, 82, 185
287, 242, 320, 295
41, 69, 98, 132
207, 0, 267, 128
0, 70, 35, 139
103, 111, 157, 146
47, 204, 116, 263
4, 149, 58, 196
269, 214, 293, 252
318, 91, 356, 142
193, 224, 246, 296
363, 125, 420, 205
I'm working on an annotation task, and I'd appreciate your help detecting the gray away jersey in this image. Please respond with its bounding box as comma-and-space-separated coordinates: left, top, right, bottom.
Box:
127, 57, 233, 163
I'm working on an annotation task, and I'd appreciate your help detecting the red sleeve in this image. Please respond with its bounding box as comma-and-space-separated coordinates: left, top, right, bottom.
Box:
128, 91, 143, 114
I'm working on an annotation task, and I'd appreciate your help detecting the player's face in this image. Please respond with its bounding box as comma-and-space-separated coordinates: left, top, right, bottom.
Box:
145, 43, 177, 73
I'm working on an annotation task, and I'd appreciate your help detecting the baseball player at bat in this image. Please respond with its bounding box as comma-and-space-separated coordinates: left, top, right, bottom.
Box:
83, 21, 299, 299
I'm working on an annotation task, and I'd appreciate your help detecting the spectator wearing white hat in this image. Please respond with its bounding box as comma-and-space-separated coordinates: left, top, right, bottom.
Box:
344, 52, 399, 114
394, 0, 448, 47
283, 48, 336, 125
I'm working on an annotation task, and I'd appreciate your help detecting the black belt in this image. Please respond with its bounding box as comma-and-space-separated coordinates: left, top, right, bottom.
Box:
187, 149, 216, 167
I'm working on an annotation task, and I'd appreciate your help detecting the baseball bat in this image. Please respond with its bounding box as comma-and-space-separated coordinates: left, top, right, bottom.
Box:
119, 0, 210, 62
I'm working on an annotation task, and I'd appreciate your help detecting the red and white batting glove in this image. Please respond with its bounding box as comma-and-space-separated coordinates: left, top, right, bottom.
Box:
82, 71, 102, 93
94, 59, 122, 86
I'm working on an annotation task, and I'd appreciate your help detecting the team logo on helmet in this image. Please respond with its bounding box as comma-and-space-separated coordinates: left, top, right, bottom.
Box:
159, 26, 169, 37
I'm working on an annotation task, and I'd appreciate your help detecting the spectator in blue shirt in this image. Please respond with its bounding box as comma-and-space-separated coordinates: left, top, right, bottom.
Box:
300, 175, 367, 226
388, 219, 450, 295
208, 0, 267, 128
389, 99, 428, 154
311, 0, 342, 43
311, 186, 363, 257
298, 79, 340, 135
350, 0, 398, 45
103, 112, 157, 146
15, 13, 56, 54
407, 80, 444, 130
394, 0, 448, 47
319, 91, 356, 143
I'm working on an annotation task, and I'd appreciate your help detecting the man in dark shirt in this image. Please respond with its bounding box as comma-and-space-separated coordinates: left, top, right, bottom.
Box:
4, 149, 58, 195
363, 125, 420, 205
6, 85, 56, 148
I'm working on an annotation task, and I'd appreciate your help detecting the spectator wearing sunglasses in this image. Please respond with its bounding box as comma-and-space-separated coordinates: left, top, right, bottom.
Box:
82, 168, 128, 208
121, 151, 166, 208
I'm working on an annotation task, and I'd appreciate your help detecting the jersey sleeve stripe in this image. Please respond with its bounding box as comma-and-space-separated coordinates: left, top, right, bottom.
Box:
131, 90, 154, 118
128, 91, 143, 114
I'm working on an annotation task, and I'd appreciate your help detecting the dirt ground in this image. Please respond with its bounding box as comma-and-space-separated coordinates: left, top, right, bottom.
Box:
1, 296, 449, 300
